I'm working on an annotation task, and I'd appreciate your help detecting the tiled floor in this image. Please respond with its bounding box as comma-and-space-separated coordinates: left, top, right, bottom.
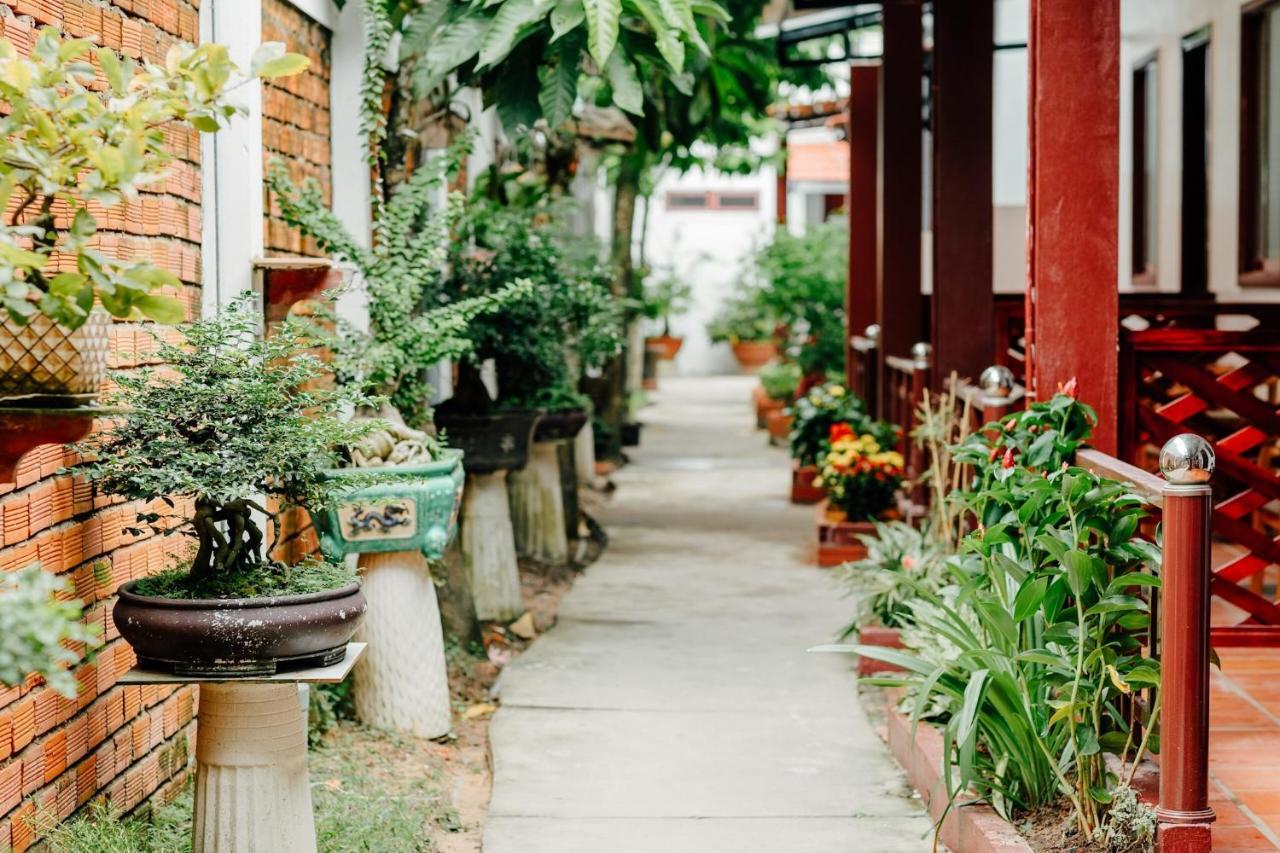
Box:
1208, 647, 1280, 850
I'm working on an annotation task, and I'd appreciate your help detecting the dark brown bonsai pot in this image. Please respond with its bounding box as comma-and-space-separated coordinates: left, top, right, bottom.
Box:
433, 409, 542, 473
114, 581, 366, 677
534, 408, 589, 442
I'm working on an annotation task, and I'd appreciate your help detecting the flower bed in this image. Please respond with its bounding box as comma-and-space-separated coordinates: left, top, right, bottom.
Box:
816, 501, 875, 567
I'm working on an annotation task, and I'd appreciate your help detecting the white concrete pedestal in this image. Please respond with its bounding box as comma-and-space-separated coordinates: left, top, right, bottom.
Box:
354, 550, 452, 737
508, 440, 569, 564
193, 682, 314, 852
461, 470, 523, 621
575, 421, 596, 486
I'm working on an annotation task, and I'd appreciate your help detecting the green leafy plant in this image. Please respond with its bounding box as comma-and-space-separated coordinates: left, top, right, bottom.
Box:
824, 393, 1162, 844
757, 361, 801, 403
73, 296, 378, 598
0, 29, 307, 328
0, 564, 100, 697
706, 289, 776, 345
787, 381, 895, 468
266, 9, 529, 424
639, 270, 692, 336
751, 219, 847, 376
445, 198, 622, 412
836, 520, 949, 633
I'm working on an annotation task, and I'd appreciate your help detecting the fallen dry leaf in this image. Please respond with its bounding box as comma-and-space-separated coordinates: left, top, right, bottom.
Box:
509, 612, 537, 640
463, 703, 498, 720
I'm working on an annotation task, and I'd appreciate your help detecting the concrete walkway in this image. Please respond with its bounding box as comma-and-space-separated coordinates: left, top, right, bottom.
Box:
484, 376, 932, 853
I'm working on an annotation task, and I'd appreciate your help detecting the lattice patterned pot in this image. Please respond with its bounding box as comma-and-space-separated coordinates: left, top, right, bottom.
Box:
0, 311, 111, 400
313, 449, 465, 561
432, 410, 541, 474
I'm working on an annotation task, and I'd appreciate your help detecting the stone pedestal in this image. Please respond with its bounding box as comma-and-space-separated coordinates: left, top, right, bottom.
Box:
193, 683, 315, 853
508, 440, 568, 563
575, 420, 596, 485
353, 550, 452, 737
461, 470, 523, 621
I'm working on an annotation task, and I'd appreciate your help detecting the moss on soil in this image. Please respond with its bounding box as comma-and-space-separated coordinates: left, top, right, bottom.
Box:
131, 558, 356, 600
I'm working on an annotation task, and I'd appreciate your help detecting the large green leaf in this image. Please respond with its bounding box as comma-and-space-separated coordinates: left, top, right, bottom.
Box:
582, 0, 622, 68
550, 0, 586, 40
426, 16, 489, 80
605, 50, 644, 115
629, 0, 684, 72
478, 0, 552, 69
538, 39, 581, 129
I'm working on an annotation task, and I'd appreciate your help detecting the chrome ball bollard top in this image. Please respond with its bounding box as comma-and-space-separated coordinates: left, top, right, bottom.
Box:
910, 341, 932, 363
978, 365, 1016, 399
863, 323, 881, 342
1159, 434, 1215, 485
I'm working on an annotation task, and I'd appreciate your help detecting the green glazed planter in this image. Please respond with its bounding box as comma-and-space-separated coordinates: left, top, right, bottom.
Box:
314, 448, 465, 561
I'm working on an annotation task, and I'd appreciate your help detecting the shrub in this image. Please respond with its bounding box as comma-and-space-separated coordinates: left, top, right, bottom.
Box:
0, 29, 306, 328
787, 380, 895, 467
73, 296, 377, 598
0, 565, 99, 697
707, 289, 776, 345
750, 220, 847, 375
757, 362, 802, 402
836, 520, 949, 633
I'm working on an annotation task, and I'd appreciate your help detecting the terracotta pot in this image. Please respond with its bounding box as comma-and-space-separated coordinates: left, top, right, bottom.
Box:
432, 409, 542, 474
765, 408, 793, 446
534, 408, 589, 442
645, 335, 684, 361
314, 449, 466, 561
754, 388, 782, 429
0, 311, 111, 401
114, 581, 366, 677
730, 340, 778, 374
790, 462, 824, 504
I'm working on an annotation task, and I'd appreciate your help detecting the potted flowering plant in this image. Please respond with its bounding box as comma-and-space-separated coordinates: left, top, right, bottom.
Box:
786, 380, 894, 503
707, 290, 778, 373
816, 425, 905, 566
0, 30, 307, 400
76, 297, 375, 676
640, 270, 692, 361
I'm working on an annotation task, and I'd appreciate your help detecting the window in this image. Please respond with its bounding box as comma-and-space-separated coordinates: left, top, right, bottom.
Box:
664, 191, 760, 211
1181, 27, 1210, 294
1131, 59, 1158, 284
1242, 2, 1280, 283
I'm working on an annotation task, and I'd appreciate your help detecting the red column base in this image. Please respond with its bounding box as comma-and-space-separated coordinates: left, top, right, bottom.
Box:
1157, 810, 1214, 853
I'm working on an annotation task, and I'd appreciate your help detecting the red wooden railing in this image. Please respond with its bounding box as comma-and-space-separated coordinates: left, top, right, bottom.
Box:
884, 346, 931, 508
849, 329, 879, 417
1119, 326, 1280, 647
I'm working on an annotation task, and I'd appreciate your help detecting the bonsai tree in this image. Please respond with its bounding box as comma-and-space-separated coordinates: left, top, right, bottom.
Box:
445, 197, 622, 413
0, 29, 307, 328
74, 296, 377, 597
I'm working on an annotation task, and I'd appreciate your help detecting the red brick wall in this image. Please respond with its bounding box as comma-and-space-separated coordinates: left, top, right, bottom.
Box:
0, 2, 204, 849
262, 0, 332, 258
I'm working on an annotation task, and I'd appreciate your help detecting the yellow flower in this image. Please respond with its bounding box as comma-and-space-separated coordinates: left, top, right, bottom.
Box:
829, 385, 845, 397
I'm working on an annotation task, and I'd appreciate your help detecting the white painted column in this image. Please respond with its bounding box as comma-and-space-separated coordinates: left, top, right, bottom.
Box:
461, 470, 523, 621
193, 683, 315, 853
352, 550, 452, 738
508, 441, 569, 564
575, 421, 596, 486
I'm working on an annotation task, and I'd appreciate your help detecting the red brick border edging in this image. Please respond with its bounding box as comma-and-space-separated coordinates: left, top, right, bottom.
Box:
874, 688, 1034, 853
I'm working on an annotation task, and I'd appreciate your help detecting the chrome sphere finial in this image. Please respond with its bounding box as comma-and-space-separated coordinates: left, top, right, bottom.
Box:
978, 365, 1016, 399
910, 341, 933, 364
1159, 434, 1215, 485
863, 323, 880, 342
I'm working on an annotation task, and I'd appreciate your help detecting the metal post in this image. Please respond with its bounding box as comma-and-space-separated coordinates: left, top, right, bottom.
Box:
1156, 434, 1216, 853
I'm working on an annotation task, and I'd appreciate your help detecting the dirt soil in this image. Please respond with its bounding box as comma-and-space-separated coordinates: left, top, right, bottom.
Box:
434, 514, 603, 853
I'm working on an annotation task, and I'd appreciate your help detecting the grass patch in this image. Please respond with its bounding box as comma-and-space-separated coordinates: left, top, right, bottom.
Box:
42, 721, 455, 852
131, 558, 356, 600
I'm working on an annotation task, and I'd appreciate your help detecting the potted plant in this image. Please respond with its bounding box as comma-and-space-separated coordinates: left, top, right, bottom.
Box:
815, 423, 905, 567
75, 297, 374, 676
707, 290, 778, 374
0, 31, 307, 400
787, 380, 886, 503
640, 270, 693, 361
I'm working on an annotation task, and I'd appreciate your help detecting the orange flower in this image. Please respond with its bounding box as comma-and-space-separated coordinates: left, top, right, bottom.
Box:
829, 422, 855, 443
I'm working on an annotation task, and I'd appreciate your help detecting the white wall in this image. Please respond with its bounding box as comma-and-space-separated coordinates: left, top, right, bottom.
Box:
993, 0, 1028, 294
1118, 0, 1255, 298
639, 161, 778, 375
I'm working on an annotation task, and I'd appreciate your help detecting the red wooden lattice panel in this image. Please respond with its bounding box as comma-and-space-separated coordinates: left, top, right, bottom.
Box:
1120, 328, 1280, 646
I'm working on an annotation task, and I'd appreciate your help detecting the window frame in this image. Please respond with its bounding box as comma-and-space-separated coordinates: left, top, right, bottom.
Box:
1131, 55, 1158, 287
1241, 0, 1280, 286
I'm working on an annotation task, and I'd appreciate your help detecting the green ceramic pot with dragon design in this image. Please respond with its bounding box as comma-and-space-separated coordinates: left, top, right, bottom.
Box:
313, 448, 465, 561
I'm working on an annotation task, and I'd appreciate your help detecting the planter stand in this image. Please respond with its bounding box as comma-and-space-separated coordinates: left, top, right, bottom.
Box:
120, 644, 364, 853
816, 501, 874, 567
509, 440, 569, 564
461, 470, 523, 621
575, 419, 596, 487
352, 551, 452, 737
313, 452, 465, 738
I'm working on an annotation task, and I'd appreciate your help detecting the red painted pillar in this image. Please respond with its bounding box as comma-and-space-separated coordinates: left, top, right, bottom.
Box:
876, 1, 924, 415
1026, 0, 1119, 452
846, 64, 879, 391
932, 0, 994, 387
